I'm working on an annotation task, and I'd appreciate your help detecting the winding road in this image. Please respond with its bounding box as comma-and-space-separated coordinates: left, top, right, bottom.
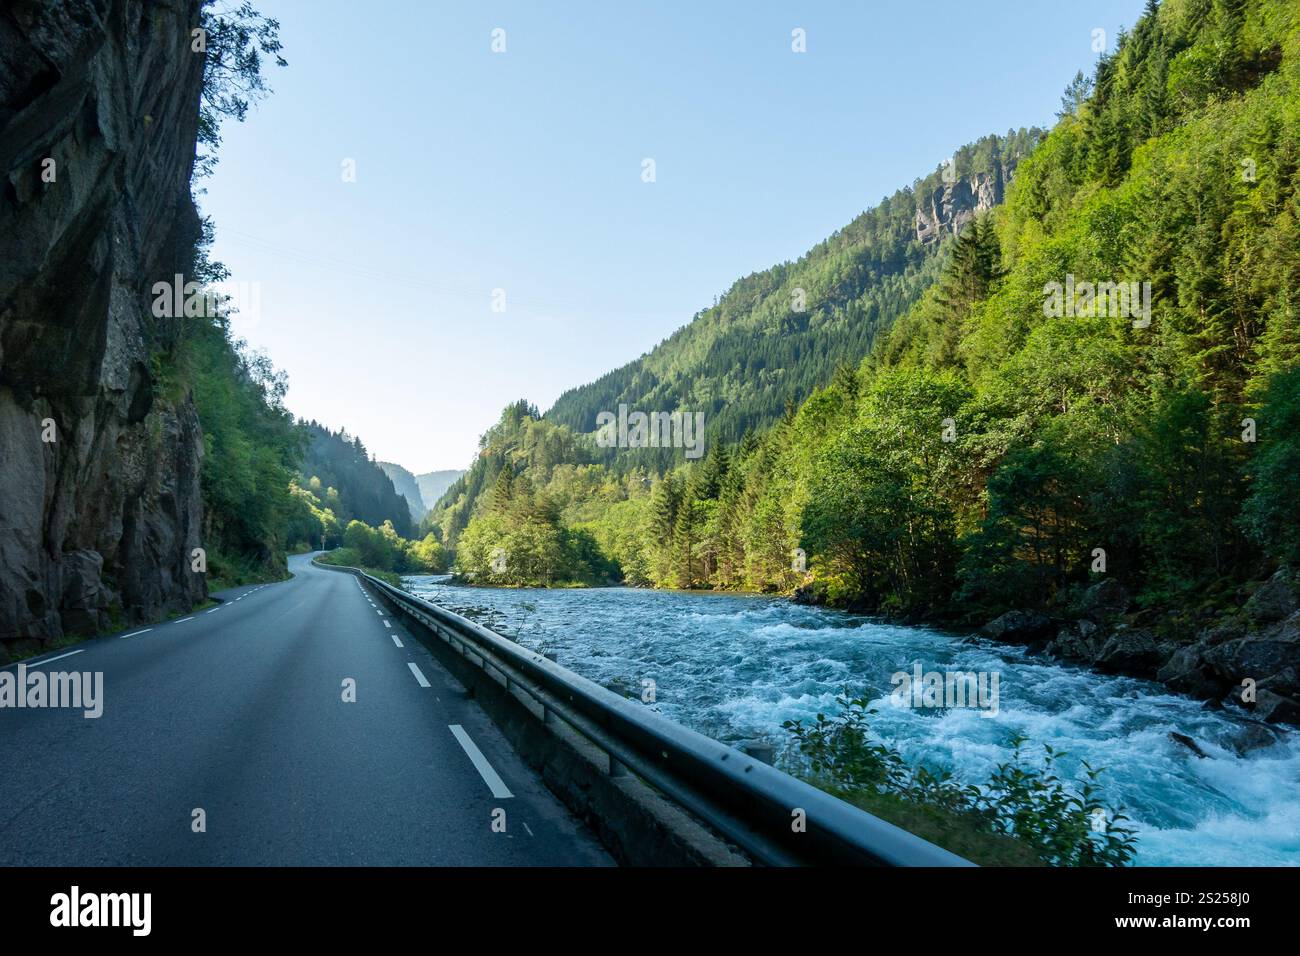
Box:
0, 554, 611, 866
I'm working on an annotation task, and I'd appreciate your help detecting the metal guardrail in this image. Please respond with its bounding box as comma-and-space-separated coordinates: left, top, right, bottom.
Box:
315, 557, 973, 867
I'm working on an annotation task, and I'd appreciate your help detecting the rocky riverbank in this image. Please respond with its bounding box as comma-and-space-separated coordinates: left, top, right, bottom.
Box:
979, 572, 1300, 726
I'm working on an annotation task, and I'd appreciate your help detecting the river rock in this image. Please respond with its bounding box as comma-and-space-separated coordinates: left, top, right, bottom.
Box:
1094, 627, 1163, 676
1078, 578, 1130, 623
1156, 642, 1224, 698
1167, 731, 1209, 758
1244, 570, 1299, 624
1046, 619, 1103, 661
980, 609, 1057, 644
1203, 612, 1300, 697
1227, 721, 1283, 756
1249, 689, 1300, 725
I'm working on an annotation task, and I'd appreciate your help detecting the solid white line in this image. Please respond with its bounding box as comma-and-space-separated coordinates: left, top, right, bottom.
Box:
407, 662, 431, 687
119, 628, 153, 640
391, 634, 403, 647
449, 725, 514, 798
7, 648, 85, 669
174, 617, 194, 624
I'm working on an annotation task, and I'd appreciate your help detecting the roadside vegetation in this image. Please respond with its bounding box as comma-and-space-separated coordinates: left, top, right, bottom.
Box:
783, 695, 1138, 866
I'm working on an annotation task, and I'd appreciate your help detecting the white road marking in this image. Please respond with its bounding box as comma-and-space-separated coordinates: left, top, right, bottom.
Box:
407, 662, 431, 687
391, 634, 403, 647
376, 610, 384, 616
383, 620, 392, 628
449, 725, 514, 798
174, 617, 194, 624
5, 648, 85, 669
206, 607, 220, 614
119, 628, 153, 640
523, 822, 534, 837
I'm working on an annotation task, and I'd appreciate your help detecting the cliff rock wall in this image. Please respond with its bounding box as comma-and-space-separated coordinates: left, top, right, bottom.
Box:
915, 160, 1018, 244
0, 0, 207, 656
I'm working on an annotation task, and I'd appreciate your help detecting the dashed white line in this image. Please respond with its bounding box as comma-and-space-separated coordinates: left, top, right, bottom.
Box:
119, 628, 153, 640
407, 662, 431, 687
5, 648, 84, 669
391, 634, 403, 647
523, 822, 534, 837
376, 610, 384, 616
174, 617, 194, 624
449, 724, 514, 798
206, 607, 220, 614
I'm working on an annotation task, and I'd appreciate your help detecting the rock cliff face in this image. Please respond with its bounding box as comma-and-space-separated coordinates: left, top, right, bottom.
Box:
915, 161, 1018, 244
0, 0, 207, 657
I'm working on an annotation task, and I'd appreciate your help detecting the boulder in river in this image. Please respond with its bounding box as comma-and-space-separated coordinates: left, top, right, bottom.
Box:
1047, 619, 1103, 662
1094, 627, 1163, 676
1204, 612, 1300, 697
980, 610, 1057, 645
1156, 642, 1225, 698
1250, 689, 1300, 725
1167, 731, 1209, 758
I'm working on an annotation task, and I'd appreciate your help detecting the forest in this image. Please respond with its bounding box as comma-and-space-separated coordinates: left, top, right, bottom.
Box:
432, 0, 1300, 638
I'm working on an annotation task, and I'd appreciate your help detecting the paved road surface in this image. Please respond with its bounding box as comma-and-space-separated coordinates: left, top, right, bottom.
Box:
0, 553, 611, 865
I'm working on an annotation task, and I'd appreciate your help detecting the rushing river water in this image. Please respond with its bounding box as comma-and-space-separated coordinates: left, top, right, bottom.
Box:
405, 576, 1300, 865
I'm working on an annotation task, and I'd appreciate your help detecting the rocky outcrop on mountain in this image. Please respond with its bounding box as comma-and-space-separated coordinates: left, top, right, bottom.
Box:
0, 0, 207, 655
915, 160, 1018, 245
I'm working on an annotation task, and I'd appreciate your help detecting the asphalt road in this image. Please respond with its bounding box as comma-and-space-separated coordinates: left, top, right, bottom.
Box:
0, 553, 611, 866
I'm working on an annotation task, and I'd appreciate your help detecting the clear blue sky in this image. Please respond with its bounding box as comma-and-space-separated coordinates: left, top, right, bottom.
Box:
202, 0, 1146, 474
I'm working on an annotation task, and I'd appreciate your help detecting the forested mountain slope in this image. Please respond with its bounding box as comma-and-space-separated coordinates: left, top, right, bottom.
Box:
299, 423, 415, 538
545, 129, 1041, 447
416, 469, 465, 510
430, 131, 1041, 544
378, 461, 427, 522
441, 0, 1300, 723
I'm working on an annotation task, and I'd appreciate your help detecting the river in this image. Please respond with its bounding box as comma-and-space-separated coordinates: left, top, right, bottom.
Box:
404, 575, 1300, 866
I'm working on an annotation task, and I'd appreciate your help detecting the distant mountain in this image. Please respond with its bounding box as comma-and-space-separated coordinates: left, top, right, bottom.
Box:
376, 463, 467, 523
415, 470, 466, 511
545, 129, 1041, 447
378, 462, 427, 522
299, 423, 415, 538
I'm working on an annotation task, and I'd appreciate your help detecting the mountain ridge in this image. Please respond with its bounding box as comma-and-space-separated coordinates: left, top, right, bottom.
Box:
544, 128, 1041, 449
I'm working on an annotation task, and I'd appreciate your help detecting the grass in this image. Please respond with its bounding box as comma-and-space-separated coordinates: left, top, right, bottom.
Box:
814, 780, 1044, 866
